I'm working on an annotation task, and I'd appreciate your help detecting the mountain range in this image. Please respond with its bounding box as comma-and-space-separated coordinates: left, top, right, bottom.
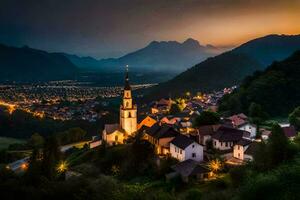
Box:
146, 34, 300, 99
64, 38, 223, 73
0, 38, 223, 83
0, 44, 78, 82
1, 34, 300, 86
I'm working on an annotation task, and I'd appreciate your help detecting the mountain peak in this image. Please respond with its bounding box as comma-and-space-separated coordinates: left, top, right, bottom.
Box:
183, 38, 200, 46
149, 41, 160, 46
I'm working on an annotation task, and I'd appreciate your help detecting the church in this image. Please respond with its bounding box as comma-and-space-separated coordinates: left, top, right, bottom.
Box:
102, 66, 138, 145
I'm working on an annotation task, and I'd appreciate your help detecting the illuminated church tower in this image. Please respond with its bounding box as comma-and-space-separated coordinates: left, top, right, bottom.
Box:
120, 65, 137, 135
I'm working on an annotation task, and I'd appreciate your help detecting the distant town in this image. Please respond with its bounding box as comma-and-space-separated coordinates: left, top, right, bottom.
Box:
0, 81, 155, 121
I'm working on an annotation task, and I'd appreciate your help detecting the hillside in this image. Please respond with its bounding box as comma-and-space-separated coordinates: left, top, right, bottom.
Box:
65, 38, 223, 73
0, 44, 78, 82
219, 50, 300, 117
145, 34, 300, 99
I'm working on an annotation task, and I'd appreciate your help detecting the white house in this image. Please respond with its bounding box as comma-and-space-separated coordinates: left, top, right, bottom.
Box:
237, 123, 257, 138
170, 134, 203, 162
233, 140, 260, 162
212, 126, 250, 151
227, 113, 257, 138
233, 138, 252, 160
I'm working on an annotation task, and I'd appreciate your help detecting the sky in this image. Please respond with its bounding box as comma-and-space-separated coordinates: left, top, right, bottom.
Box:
1, 0, 300, 58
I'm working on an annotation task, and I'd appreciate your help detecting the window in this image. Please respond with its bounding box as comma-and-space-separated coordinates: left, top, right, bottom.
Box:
214, 141, 217, 146
180, 149, 182, 154
225, 142, 228, 147
238, 146, 240, 150
128, 112, 131, 118
115, 135, 118, 142
192, 145, 195, 148
126, 102, 129, 108
192, 153, 196, 158
238, 153, 240, 158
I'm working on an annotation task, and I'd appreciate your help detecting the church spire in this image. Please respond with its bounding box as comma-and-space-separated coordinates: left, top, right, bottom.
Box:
124, 65, 131, 90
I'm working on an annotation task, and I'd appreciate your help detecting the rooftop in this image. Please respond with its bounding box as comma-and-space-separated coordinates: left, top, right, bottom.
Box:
104, 123, 120, 134
146, 123, 179, 139
212, 126, 248, 142
171, 159, 209, 177
171, 134, 195, 149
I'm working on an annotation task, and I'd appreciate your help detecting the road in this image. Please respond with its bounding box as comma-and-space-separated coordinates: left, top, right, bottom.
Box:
6, 140, 92, 172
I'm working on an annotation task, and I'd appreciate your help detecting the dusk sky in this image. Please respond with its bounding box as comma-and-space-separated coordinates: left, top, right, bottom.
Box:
1, 0, 300, 58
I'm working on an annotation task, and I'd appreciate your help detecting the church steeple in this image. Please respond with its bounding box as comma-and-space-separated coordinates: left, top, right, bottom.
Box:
124, 65, 131, 90
120, 65, 137, 135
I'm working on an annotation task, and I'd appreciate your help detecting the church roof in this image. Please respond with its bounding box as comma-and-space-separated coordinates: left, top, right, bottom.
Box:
104, 124, 120, 134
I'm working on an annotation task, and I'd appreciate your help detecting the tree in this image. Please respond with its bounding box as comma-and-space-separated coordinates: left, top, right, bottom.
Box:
268, 124, 295, 168
253, 141, 269, 171
57, 127, 87, 145
25, 147, 42, 185
185, 188, 202, 200
248, 102, 268, 138
41, 136, 61, 180
169, 103, 181, 115
121, 135, 155, 178
193, 111, 220, 127
289, 106, 300, 130
28, 133, 44, 148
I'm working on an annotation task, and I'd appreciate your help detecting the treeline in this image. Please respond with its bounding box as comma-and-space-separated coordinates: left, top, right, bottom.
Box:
0, 134, 179, 200
1, 123, 300, 199
219, 50, 300, 117
0, 107, 111, 139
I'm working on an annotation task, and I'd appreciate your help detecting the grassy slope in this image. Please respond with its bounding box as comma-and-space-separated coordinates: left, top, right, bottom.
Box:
0, 137, 25, 150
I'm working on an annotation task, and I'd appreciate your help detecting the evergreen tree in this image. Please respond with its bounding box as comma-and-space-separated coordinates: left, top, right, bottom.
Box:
169, 103, 181, 115
193, 111, 220, 127
253, 141, 269, 171
41, 136, 61, 180
25, 147, 42, 185
28, 133, 44, 148
289, 106, 300, 130
268, 124, 293, 167
248, 102, 268, 138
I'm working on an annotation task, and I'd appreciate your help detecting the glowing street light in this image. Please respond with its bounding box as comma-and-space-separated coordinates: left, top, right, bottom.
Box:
57, 161, 68, 173
208, 159, 222, 173
21, 163, 28, 170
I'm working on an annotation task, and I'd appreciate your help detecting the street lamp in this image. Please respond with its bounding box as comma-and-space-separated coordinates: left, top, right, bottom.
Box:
57, 161, 68, 173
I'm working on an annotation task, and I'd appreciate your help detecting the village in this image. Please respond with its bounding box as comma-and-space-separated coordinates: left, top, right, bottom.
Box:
4, 67, 299, 190
95, 69, 298, 183
5, 69, 299, 186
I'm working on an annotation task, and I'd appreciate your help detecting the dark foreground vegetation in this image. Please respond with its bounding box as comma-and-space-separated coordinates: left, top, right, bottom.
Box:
0, 106, 117, 139
1, 121, 300, 200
